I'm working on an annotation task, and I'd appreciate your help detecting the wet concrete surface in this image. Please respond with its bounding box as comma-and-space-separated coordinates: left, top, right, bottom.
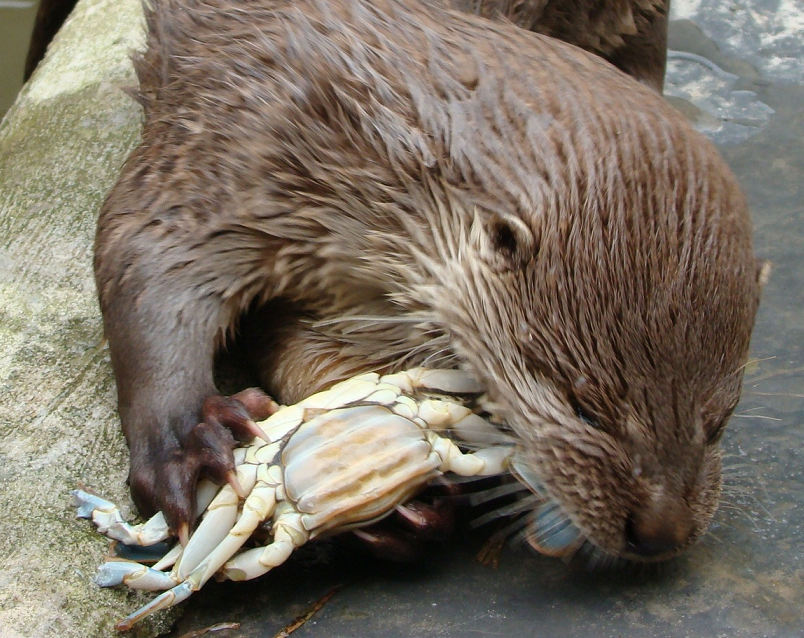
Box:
161, 2, 804, 638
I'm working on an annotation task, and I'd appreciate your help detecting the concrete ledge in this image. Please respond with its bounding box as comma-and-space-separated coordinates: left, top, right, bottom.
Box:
0, 0, 176, 635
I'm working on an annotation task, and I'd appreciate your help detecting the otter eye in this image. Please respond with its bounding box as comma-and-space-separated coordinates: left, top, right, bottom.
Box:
704, 401, 737, 445
577, 407, 601, 429
491, 217, 518, 257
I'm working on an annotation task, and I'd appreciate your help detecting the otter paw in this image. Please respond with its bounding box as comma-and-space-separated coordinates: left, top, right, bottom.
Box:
128, 420, 238, 544
128, 389, 278, 541
201, 388, 278, 441
351, 524, 426, 563
350, 479, 466, 561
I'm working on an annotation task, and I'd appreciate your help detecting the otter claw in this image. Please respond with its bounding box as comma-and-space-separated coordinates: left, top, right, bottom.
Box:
225, 471, 246, 499
394, 501, 455, 540
351, 526, 425, 562
201, 391, 276, 443
177, 522, 190, 548
246, 420, 270, 443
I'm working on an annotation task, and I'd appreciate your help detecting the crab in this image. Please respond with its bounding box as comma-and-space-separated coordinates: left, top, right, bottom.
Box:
74, 368, 517, 630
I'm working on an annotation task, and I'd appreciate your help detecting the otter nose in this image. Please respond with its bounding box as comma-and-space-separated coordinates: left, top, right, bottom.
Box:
625, 499, 695, 558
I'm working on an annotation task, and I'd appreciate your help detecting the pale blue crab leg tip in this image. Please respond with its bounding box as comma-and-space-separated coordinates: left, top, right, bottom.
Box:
95, 561, 178, 590
534, 500, 565, 528
534, 519, 582, 554
114, 581, 195, 631
72, 490, 114, 519
95, 562, 134, 587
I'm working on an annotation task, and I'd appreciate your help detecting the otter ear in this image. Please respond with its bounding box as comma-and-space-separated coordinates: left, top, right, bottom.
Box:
486, 213, 539, 271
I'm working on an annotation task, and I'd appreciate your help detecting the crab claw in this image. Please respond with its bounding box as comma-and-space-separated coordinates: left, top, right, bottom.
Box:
525, 500, 584, 558
510, 458, 585, 558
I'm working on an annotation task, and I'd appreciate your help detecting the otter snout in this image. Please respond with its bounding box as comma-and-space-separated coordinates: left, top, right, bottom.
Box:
625, 497, 695, 559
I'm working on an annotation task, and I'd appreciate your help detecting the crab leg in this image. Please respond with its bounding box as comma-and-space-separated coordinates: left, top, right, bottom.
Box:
221, 506, 307, 581
380, 368, 485, 395
72, 480, 222, 548
81, 451, 262, 590
92, 457, 269, 588
112, 580, 196, 631
110, 464, 282, 628
80, 455, 254, 586
175, 465, 281, 582
173, 458, 261, 577
72, 491, 171, 547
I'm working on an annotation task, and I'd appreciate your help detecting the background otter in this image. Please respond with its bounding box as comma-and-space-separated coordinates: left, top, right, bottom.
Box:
24, 0, 669, 88
447, 0, 670, 91
95, 0, 762, 561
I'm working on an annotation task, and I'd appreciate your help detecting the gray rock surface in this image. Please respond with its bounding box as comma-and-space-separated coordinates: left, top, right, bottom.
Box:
0, 0, 172, 635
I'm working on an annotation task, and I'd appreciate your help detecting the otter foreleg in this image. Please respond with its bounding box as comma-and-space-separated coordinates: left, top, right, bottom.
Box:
95, 198, 278, 539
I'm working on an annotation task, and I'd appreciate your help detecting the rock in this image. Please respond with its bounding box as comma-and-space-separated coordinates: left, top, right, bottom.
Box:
0, 0, 175, 635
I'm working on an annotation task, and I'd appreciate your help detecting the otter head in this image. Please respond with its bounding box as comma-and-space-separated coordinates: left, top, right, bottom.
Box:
419, 88, 763, 563
228, 2, 763, 562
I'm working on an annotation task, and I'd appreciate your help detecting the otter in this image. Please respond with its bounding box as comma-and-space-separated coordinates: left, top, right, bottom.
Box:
95, 0, 763, 561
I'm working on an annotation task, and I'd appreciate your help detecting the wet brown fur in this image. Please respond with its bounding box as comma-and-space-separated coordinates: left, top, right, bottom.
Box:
95, 0, 762, 558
